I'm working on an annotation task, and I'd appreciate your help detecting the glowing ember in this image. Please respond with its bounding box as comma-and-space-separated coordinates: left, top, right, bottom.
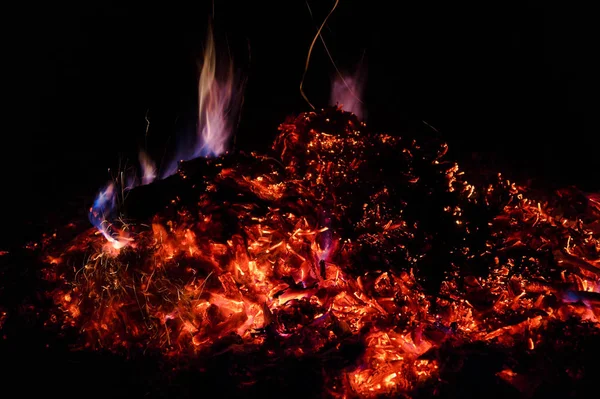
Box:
0, 308, 7, 330
41, 107, 600, 397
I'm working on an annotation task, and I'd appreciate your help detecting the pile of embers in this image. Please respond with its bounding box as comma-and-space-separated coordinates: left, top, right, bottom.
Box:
37, 107, 600, 397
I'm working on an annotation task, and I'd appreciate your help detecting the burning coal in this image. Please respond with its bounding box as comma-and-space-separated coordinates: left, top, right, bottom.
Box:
39, 104, 600, 397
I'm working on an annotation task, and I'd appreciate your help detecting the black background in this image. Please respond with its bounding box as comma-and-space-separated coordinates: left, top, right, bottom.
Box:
1, 1, 599, 397
4, 1, 599, 246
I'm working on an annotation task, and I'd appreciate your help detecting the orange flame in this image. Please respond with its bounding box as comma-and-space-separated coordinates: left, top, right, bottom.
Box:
90, 24, 243, 248
138, 150, 157, 185
195, 24, 241, 158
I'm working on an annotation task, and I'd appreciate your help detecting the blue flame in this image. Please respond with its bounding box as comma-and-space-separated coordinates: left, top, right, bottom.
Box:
88, 182, 131, 249
89, 182, 117, 228
89, 24, 243, 248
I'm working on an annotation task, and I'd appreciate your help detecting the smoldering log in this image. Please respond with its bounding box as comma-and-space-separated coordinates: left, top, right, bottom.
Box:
122, 152, 285, 221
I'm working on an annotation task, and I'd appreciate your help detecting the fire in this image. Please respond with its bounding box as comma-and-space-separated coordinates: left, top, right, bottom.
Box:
88, 24, 243, 250
88, 182, 132, 250
161, 23, 243, 177
330, 67, 366, 120
195, 24, 240, 158
0, 309, 7, 330
41, 107, 600, 397
138, 150, 157, 185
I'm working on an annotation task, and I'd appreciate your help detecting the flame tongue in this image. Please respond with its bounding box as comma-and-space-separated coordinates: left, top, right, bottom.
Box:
139, 150, 157, 185
89, 24, 243, 248
161, 23, 242, 177
330, 67, 366, 119
88, 182, 131, 249
196, 25, 239, 158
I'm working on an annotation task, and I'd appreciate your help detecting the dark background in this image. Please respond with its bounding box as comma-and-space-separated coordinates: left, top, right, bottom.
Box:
1, 2, 599, 397
3, 1, 598, 246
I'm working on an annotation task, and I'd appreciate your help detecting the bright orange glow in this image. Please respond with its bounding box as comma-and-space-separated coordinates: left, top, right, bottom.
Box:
41, 107, 600, 397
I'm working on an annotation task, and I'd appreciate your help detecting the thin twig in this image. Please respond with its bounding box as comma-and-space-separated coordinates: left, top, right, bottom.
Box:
305, 0, 364, 106
300, 0, 340, 109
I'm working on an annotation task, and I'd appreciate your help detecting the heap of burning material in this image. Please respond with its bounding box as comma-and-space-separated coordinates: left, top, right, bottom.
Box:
40, 107, 600, 397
